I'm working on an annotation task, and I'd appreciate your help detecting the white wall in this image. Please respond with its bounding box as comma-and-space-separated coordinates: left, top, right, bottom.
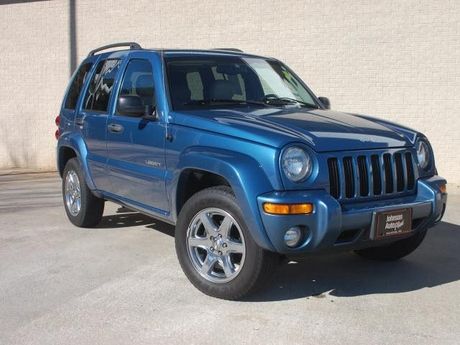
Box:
0, 0, 459, 184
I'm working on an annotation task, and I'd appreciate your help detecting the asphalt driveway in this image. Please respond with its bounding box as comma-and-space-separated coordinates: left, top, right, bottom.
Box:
1, 173, 459, 345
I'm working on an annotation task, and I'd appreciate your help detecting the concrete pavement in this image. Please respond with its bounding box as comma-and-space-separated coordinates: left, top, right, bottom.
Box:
0, 173, 459, 345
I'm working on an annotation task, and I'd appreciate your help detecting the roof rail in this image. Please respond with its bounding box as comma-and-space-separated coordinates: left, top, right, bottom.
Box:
212, 48, 244, 53
88, 42, 142, 57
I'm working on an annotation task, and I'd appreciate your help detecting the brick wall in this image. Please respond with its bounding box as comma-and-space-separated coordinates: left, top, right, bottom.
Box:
0, 0, 459, 184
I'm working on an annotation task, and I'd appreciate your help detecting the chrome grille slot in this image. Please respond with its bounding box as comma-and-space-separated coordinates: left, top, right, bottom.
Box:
327, 158, 340, 199
394, 153, 404, 192
371, 154, 382, 195
383, 153, 393, 193
357, 156, 369, 196
343, 157, 355, 198
405, 152, 415, 190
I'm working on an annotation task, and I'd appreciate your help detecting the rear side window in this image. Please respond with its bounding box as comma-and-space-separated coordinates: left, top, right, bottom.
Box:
65, 62, 92, 110
83, 59, 121, 112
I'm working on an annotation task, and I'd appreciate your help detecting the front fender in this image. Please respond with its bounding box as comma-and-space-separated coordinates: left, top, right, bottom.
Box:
170, 146, 277, 251
57, 132, 96, 191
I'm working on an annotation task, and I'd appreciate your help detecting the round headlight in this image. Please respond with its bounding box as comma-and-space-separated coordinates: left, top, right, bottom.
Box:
281, 146, 312, 182
416, 140, 430, 169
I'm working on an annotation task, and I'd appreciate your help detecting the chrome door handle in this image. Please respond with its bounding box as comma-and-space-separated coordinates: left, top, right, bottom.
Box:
75, 116, 86, 126
108, 123, 124, 133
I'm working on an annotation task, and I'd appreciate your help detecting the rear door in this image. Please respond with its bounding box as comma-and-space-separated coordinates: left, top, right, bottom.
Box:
105, 52, 168, 213
76, 57, 123, 191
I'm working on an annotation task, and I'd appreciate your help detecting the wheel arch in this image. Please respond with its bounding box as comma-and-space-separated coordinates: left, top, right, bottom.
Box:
57, 133, 96, 191
58, 146, 77, 177
170, 147, 276, 251
176, 168, 231, 215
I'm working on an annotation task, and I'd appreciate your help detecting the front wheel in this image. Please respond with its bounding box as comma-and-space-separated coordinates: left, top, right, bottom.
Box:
62, 158, 104, 227
354, 229, 427, 261
175, 186, 276, 300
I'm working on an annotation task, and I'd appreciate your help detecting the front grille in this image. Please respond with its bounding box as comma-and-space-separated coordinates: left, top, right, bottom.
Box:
327, 150, 416, 200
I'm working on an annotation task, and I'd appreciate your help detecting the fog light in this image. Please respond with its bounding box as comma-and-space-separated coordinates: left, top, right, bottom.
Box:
284, 226, 302, 248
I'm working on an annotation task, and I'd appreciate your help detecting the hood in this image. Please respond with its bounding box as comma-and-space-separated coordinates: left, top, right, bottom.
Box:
171, 107, 418, 152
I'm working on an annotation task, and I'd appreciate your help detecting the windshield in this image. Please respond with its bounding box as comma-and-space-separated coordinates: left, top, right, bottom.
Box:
165, 55, 318, 111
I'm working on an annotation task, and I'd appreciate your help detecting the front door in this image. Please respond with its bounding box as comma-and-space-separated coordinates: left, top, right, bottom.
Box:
106, 54, 168, 214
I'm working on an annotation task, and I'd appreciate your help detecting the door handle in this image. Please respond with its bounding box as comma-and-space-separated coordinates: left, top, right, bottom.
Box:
75, 115, 86, 126
108, 123, 124, 133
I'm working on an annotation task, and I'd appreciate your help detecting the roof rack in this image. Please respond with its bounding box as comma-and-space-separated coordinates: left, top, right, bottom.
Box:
212, 48, 244, 52
88, 42, 142, 57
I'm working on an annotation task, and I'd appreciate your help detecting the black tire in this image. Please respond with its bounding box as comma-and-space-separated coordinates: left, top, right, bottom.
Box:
62, 158, 104, 227
175, 186, 277, 300
354, 230, 427, 261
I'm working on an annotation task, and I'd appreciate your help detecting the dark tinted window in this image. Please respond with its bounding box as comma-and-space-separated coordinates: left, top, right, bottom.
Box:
65, 62, 92, 110
117, 59, 155, 114
166, 58, 256, 110
165, 56, 317, 111
83, 59, 121, 112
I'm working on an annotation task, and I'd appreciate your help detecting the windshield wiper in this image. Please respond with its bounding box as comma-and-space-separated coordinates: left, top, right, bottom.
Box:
264, 96, 318, 109
185, 99, 272, 107
184, 98, 318, 109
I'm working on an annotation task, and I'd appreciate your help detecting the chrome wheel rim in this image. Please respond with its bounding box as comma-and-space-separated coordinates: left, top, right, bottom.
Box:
186, 208, 246, 284
65, 170, 81, 216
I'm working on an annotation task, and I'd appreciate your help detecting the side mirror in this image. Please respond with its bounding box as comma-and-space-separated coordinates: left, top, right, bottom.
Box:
318, 96, 331, 110
117, 95, 145, 117
142, 104, 157, 121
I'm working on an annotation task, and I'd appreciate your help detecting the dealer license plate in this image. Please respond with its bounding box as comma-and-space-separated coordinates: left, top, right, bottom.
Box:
372, 208, 413, 240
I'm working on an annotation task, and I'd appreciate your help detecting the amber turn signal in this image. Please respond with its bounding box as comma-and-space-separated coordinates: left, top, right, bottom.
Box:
263, 202, 313, 215
440, 184, 447, 194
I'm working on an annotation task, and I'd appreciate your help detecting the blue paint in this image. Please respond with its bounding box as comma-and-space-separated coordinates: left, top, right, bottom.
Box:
57, 48, 446, 254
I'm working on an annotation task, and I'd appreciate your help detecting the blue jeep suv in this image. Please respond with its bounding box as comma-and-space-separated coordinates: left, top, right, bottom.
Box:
56, 42, 447, 299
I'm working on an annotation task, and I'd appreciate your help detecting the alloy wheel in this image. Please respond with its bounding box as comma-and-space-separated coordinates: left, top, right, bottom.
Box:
186, 208, 246, 283
65, 170, 81, 216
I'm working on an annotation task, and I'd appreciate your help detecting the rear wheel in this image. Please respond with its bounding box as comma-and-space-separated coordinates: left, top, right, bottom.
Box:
175, 186, 276, 300
62, 158, 104, 227
354, 230, 427, 261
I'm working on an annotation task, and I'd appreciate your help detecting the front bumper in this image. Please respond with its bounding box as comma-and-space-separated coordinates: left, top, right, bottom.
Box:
257, 176, 447, 254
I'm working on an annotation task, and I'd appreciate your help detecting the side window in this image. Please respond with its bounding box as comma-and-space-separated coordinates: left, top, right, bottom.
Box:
83, 59, 121, 112
117, 59, 155, 115
65, 62, 93, 110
